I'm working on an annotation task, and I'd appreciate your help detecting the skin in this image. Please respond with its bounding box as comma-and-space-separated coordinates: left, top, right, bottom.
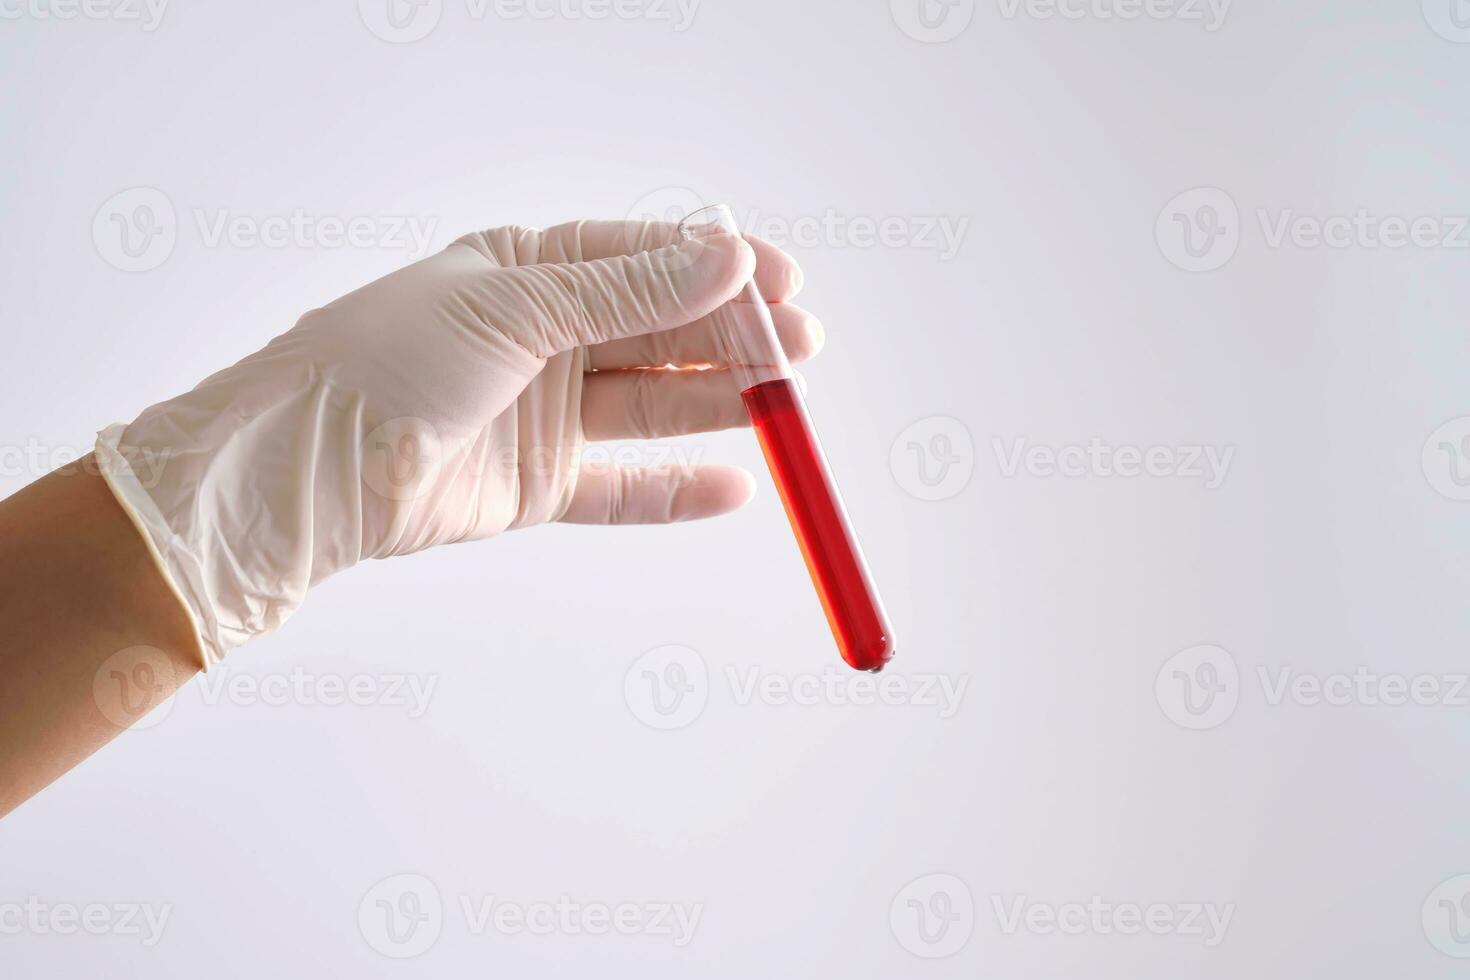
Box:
0, 458, 201, 817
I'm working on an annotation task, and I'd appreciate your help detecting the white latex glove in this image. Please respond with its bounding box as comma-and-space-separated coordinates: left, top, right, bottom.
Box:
96, 220, 823, 668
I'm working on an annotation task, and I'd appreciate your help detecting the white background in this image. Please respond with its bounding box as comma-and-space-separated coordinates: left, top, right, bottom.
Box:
3, 0, 1470, 976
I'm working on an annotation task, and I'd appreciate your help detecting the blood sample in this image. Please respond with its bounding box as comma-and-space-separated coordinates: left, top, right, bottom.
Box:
679, 205, 895, 672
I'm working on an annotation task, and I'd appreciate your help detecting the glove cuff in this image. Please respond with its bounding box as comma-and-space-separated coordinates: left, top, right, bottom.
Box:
95, 424, 224, 669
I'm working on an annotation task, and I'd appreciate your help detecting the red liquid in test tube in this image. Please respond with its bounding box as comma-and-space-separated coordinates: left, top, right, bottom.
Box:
679, 205, 895, 672
742, 378, 894, 671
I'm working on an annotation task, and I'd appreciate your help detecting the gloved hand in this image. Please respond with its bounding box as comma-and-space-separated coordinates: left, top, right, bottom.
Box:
95, 219, 822, 668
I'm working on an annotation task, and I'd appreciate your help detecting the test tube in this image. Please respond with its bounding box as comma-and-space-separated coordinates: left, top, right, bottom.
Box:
678, 205, 896, 672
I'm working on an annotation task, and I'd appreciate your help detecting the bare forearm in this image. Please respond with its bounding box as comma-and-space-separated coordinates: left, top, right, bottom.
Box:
0, 457, 200, 817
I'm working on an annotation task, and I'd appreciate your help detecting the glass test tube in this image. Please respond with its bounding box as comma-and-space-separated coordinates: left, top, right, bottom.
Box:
678, 205, 896, 672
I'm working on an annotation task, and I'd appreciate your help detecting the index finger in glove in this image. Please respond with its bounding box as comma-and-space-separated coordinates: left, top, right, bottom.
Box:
537, 219, 805, 303
471, 232, 756, 355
